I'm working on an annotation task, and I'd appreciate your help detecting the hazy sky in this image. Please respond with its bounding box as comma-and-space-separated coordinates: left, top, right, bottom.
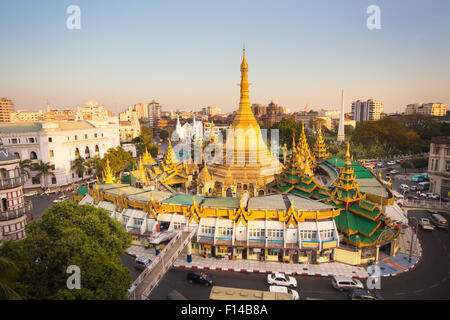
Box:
1, 0, 449, 115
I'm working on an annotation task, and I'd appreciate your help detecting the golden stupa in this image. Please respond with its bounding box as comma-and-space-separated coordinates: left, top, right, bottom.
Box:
208, 49, 282, 197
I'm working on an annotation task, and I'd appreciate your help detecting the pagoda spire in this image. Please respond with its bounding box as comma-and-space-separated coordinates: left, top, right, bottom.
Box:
231, 47, 259, 129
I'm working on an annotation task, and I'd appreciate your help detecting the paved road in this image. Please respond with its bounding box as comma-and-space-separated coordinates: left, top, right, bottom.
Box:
122, 209, 450, 300
25, 191, 74, 222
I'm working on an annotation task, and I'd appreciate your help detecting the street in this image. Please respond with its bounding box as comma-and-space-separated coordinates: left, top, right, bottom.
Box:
120, 208, 450, 300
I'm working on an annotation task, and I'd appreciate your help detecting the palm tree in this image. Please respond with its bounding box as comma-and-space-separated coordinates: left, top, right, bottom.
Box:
0, 256, 21, 300
71, 157, 87, 180
31, 160, 55, 189
19, 159, 33, 178
85, 156, 102, 179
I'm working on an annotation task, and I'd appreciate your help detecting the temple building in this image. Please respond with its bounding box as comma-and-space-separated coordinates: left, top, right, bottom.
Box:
207, 49, 282, 197
313, 125, 329, 162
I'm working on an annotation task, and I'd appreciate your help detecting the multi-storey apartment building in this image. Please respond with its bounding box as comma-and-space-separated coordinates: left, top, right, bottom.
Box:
405, 103, 447, 117
0, 145, 32, 242
0, 120, 120, 189
0, 98, 15, 122
428, 136, 450, 200
119, 106, 142, 142
351, 99, 384, 122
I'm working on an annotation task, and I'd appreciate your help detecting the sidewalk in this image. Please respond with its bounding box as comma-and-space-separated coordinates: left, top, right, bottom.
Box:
125, 227, 423, 280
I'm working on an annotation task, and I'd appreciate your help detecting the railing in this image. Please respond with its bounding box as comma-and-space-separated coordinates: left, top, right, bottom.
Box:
127, 227, 196, 300
0, 174, 28, 189
403, 200, 450, 211
140, 227, 196, 300
0, 200, 33, 221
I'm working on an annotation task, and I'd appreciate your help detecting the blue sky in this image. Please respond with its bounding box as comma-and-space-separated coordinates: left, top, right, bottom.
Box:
1, 0, 449, 114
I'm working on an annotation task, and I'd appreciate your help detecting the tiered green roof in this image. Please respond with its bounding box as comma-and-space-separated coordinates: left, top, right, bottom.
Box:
327, 142, 400, 247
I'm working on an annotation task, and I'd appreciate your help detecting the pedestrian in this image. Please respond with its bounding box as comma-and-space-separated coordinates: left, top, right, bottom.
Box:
30, 213, 34, 220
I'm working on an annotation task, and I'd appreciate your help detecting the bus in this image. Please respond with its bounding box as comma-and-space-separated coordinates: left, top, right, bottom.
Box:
412, 174, 428, 182
209, 286, 294, 300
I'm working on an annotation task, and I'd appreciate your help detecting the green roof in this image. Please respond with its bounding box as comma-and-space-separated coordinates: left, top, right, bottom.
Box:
161, 194, 204, 206
201, 197, 241, 209
77, 186, 89, 196
0, 122, 43, 133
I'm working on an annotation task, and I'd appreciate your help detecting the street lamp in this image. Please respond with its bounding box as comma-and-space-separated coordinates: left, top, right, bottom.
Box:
408, 217, 419, 263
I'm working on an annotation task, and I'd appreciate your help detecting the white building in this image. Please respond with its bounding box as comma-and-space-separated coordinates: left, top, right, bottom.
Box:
0, 120, 120, 189
428, 136, 450, 200
351, 99, 384, 122
175, 115, 203, 142
405, 103, 447, 117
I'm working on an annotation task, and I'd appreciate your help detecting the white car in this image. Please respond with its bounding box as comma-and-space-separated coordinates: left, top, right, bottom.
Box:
399, 184, 410, 192
24, 191, 38, 197
331, 276, 364, 292
419, 192, 428, 198
267, 273, 297, 288
419, 218, 435, 231
390, 170, 398, 174
426, 193, 439, 200
44, 189, 57, 195
53, 195, 69, 203
387, 161, 396, 165
269, 285, 300, 300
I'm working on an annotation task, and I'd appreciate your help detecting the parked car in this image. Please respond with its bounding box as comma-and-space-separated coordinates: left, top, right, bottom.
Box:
426, 193, 439, 200
419, 218, 435, 231
187, 271, 213, 286
24, 191, 38, 197
390, 170, 398, 175
52, 195, 69, 203
430, 214, 448, 229
44, 189, 57, 195
134, 257, 151, 270
377, 163, 386, 168
349, 289, 383, 300
269, 285, 300, 300
267, 273, 297, 288
399, 184, 410, 192
418, 192, 428, 198
387, 161, 396, 166
410, 185, 419, 191
406, 195, 419, 200
331, 276, 364, 292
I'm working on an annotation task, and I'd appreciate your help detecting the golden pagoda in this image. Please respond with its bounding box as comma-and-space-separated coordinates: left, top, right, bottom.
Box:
102, 158, 118, 184
297, 121, 317, 170
208, 48, 282, 197
313, 124, 329, 162
142, 148, 157, 166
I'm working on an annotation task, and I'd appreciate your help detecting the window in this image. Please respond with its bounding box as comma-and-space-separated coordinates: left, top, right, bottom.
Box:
201, 226, 215, 235
67, 137, 70, 141
123, 215, 130, 224
94, 133, 98, 138
30, 151, 37, 159
28, 137, 36, 143
217, 227, 232, 237
51, 177, 57, 185
32, 176, 40, 184
74, 135, 78, 140
134, 218, 144, 226
10, 138, 18, 144
49, 150, 54, 157
48, 137, 52, 142
84, 134, 88, 139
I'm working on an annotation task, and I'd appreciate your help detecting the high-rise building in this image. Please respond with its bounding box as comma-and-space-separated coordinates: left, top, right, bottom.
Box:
0, 98, 15, 122
428, 136, 450, 200
147, 99, 162, 127
337, 89, 345, 141
405, 103, 447, 117
202, 105, 222, 116
351, 99, 384, 122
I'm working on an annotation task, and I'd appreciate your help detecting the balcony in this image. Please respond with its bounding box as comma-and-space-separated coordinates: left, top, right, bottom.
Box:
0, 200, 33, 221
0, 173, 28, 190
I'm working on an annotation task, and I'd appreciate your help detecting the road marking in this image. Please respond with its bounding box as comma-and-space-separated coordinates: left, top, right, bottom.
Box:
394, 292, 406, 295
414, 289, 424, 293
430, 284, 439, 289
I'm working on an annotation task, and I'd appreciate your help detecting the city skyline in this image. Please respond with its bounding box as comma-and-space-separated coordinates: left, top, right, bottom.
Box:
1, 0, 449, 115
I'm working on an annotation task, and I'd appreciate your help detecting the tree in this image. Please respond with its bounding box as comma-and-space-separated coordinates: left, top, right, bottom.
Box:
71, 157, 87, 179
0, 202, 132, 300
0, 256, 21, 300
19, 159, 33, 178
31, 161, 55, 189
412, 157, 429, 169
85, 156, 102, 179
100, 146, 137, 174
400, 161, 414, 173
158, 129, 169, 141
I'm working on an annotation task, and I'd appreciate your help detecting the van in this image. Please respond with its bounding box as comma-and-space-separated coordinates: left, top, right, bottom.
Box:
134, 257, 151, 270
269, 285, 300, 300
418, 181, 430, 191
331, 276, 364, 292
430, 214, 448, 229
